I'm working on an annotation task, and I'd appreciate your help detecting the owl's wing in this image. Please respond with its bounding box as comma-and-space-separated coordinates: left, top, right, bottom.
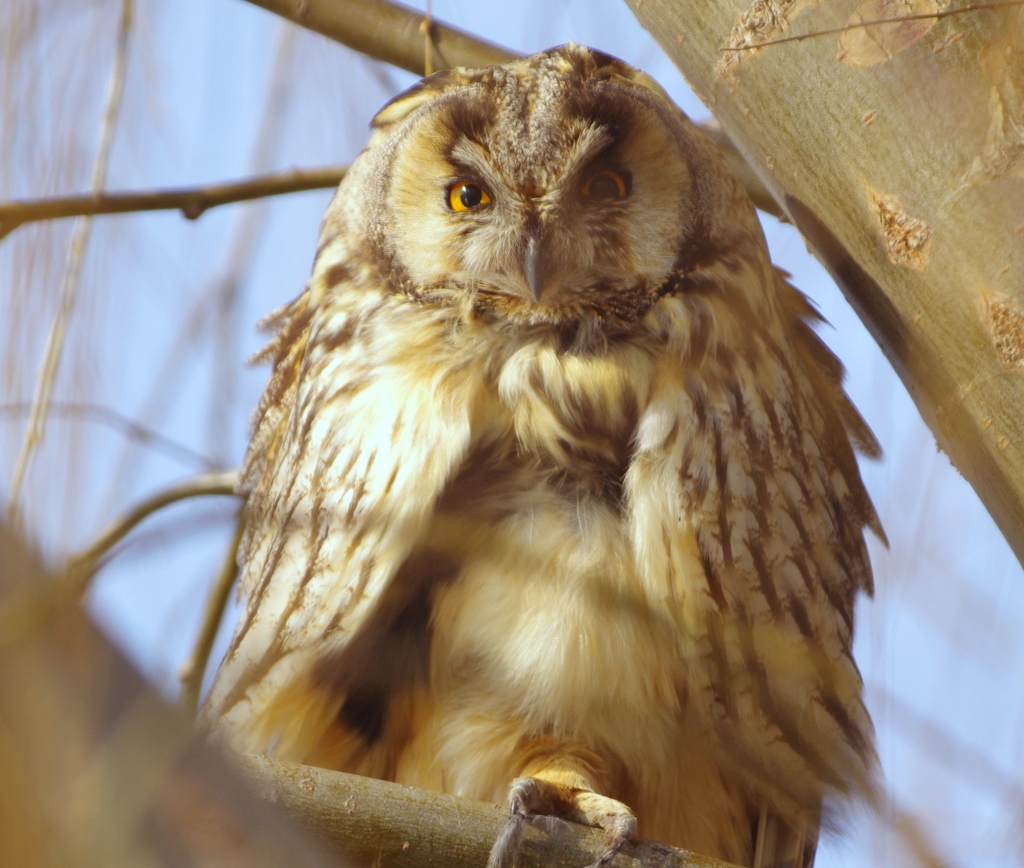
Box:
629, 270, 883, 822
201, 286, 478, 758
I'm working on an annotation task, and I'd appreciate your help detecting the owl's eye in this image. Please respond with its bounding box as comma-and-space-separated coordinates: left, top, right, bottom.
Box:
581, 170, 628, 200
448, 182, 492, 212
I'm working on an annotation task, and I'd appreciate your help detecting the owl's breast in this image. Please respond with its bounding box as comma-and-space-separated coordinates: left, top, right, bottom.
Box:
424, 423, 686, 756
427, 494, 686, 760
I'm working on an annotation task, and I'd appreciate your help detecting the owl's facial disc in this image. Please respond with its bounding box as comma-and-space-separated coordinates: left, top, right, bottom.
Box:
384, 62, 694, 328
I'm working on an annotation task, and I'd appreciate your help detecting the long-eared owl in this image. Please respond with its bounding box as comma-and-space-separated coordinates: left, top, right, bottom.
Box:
201, 43, 883, 868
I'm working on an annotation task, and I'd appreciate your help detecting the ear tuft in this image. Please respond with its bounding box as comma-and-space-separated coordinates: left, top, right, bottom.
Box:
545, 44, 680, 114
372, 68, 477, 129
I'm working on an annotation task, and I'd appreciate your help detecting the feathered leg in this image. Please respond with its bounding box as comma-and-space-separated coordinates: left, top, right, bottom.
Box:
486, 746, 637, 868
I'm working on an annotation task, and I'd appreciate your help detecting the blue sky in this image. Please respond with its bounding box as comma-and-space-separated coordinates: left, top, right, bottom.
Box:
2, 1, 1022, 865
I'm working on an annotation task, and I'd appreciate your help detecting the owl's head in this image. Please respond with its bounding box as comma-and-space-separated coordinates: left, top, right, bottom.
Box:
315, 44, 760, 333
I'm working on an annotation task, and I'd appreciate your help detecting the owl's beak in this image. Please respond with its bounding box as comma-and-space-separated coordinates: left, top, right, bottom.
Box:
524, 233, 549, 302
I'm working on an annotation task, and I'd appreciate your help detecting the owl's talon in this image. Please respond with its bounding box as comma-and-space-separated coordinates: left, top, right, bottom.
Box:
487, 777, 637, 868
485, 777, 545, 868
586, 801, 637, 867
508, 776, 540, 817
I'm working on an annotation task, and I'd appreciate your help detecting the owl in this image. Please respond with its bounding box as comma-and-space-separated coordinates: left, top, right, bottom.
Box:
201, 44, 884, 868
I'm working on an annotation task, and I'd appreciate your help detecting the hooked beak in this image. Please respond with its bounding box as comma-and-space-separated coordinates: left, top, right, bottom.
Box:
524, 232, 549, 302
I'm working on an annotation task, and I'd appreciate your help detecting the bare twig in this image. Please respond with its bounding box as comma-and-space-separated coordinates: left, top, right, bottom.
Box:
7, 0, 134, 519
65, 469, 239, 593
0, 401, 218, 470
178, 516, 243, 717
719, 0, 1024, 50
0, 1, 782, 245
0, 166, 348, 241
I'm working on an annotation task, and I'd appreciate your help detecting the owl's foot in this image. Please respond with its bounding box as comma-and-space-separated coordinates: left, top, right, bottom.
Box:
485, 776, 637, 868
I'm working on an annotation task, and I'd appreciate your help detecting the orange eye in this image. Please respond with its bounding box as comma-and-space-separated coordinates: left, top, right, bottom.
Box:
449, 182, 492, 212
581, 170, 628, 200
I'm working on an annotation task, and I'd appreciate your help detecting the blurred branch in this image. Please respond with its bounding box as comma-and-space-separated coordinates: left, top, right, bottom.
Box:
178, 517, 243, 717
240, 0, 783, 218
890, 807, 952, 868
238, 754, 739, 868
65, 469, 240, 593
0, 524, 332, 868
0, 166, 348, 241
7, 0, 134, 519
0, 401, 218, 471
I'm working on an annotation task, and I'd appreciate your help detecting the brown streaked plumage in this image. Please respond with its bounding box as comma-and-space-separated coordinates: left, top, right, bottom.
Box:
201, 44, 884, 868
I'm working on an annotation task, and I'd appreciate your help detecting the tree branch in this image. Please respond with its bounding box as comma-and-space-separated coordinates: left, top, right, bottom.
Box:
0, 471, 240, 650
0, 166, 348, 240
0, 524, 332, 868
238, 754, 738, 868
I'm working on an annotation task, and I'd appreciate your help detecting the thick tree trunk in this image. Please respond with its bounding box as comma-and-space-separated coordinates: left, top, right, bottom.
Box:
629, 0, 1024, 563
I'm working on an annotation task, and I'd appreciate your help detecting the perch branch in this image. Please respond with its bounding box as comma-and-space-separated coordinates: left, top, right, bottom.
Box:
0, 166, 348, 240
238, 754, 738, 868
